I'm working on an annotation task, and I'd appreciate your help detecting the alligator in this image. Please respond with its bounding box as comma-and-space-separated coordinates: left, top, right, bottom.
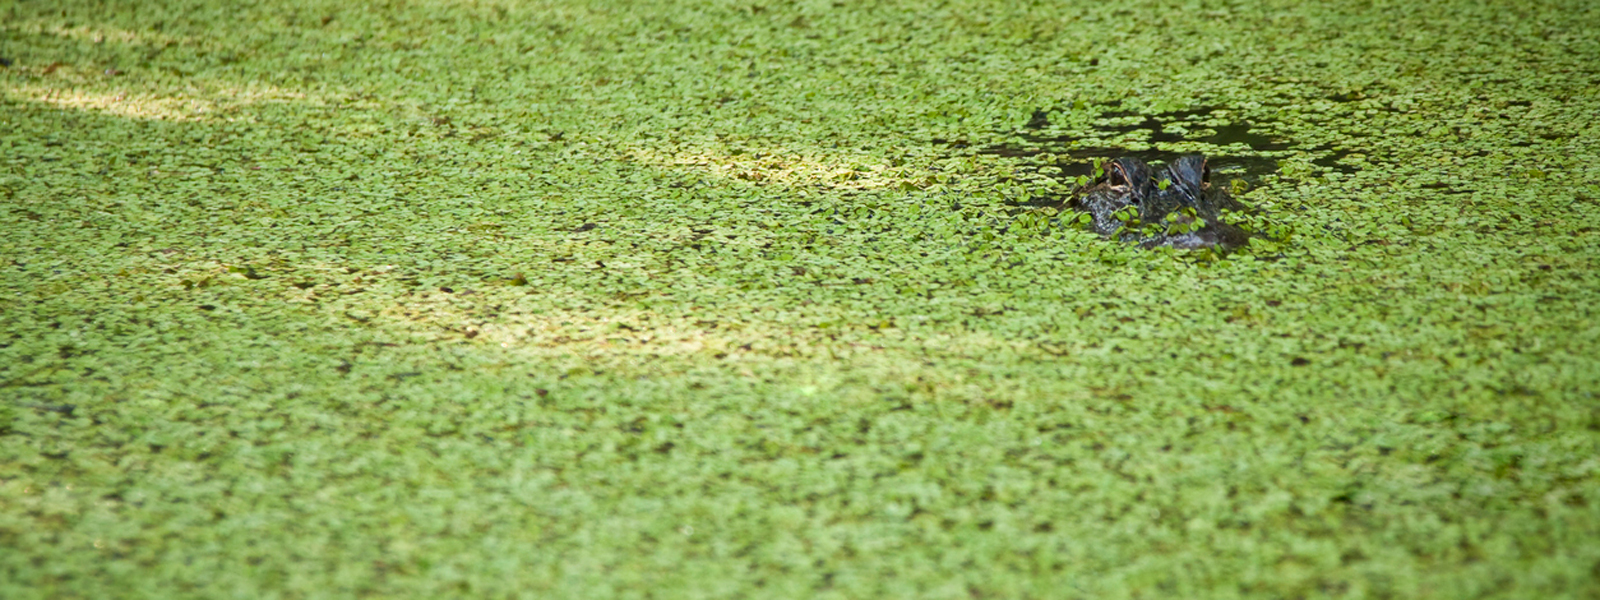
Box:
1069, 154, 1250, 250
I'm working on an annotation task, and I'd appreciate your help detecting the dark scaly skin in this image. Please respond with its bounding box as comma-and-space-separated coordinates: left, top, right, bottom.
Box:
1075, 157, 1155, 237
1069, 154, 1249, 250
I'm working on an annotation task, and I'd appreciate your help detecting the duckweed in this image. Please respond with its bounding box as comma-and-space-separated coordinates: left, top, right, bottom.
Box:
2, 1, 1598, 598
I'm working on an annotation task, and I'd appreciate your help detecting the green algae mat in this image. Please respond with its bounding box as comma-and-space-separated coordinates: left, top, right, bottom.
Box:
3, 0, 1599, 597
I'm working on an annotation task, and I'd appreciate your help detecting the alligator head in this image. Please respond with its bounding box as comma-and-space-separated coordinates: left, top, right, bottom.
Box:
1069, 155, 1250, 250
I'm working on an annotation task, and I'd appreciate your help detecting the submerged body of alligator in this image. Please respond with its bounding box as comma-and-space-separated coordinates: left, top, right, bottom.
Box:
1068, 155, 1250, 250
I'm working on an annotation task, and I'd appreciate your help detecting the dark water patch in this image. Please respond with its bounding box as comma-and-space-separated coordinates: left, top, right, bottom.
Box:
1204, 121, 1289, 150
982, 105, 1300, 182
1207, 155, 1283, 186
1004, 105, 1293, 152
1309, 147, 1359, 175
984, 103, 1371, 183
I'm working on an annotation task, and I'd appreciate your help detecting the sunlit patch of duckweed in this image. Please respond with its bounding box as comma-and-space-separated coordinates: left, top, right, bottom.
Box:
6, 79, 309, 121
3, 0, 1599, 598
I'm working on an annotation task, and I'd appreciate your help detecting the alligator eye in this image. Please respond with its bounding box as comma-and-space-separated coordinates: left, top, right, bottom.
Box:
1108, 163, 1131, 190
